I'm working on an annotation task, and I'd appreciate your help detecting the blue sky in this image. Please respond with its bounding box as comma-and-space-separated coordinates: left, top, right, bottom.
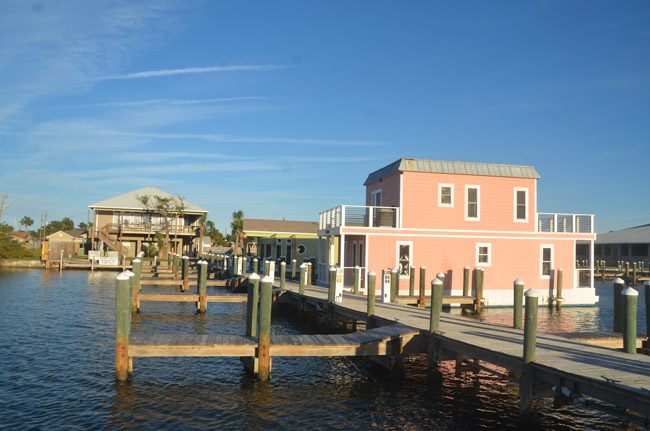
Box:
0, 1, 648, 234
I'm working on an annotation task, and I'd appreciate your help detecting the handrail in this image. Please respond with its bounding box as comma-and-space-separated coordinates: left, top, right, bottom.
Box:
536, 213, 594, 233
319, 205, 400, 230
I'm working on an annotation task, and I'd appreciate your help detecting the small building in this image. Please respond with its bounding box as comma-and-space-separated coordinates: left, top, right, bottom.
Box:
595, 224, 650, 264
317, 158, 597, 306
10, 230, 31, 246
243, 219, 319, 266
89, 187, 208, 258
45, 229, 87, 260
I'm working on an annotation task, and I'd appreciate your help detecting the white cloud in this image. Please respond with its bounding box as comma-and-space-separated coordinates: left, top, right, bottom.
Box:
97, 65, 290, 81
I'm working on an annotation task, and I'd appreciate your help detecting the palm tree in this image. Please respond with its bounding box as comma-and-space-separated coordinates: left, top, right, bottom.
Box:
230, 210, 244, 255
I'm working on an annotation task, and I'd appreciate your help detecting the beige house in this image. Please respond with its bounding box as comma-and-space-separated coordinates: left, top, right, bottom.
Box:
45, 229, 87, 259
89, 187, 208, 257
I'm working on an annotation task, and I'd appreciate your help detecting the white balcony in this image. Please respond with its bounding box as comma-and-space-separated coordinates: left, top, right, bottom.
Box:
536, 213, 594, 233
319, 205, 400, 230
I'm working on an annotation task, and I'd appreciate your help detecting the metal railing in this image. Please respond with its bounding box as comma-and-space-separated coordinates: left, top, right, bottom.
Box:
319, 205, 400, 230
536, 213, 594, 233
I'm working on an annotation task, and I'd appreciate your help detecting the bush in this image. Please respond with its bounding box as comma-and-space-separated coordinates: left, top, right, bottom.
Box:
0, 234, 40, 259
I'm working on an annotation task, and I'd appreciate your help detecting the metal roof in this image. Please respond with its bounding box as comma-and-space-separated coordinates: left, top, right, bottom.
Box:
596, 224, 650, 244
89, 187, 208, 213
364, 158, 541, 185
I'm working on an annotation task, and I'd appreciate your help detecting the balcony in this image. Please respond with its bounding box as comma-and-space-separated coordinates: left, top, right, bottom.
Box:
536, 213, 594, 233
319, 205, 400, 230
101, 223, 199, 235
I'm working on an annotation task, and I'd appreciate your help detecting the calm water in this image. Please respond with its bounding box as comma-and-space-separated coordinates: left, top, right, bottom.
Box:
0, 270, 644, 430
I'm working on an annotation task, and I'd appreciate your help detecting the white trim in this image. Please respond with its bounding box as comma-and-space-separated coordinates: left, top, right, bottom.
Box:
371, 189, 383, 207
395, 240, 414, 279
344, 232, 581, 241
513, 187, 529, 223
364, 234, 369, 292
399, 174, 403, 227
464, 184, 480, 221
438, 183, 454, 208
340, 234, 346, 268
475, 242, 492, 267
336, 225, 596, 237
540, 244, 554, 279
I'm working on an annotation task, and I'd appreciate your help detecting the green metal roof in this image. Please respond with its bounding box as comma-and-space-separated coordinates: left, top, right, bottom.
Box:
363, 158, 541, 185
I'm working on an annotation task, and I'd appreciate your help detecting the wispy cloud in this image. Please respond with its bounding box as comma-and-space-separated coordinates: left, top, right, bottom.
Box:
97, 64, 290, 81
55, 96, 271, 109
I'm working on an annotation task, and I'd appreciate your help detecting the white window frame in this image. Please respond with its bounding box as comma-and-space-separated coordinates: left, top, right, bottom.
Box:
475, 242, 492, 267
395, 241, 413, 279
371, 189, 383, 206
464, 185, 480, 221
438, 183, 454, 208
514, 187, 529, 223
540, 244, 554, 279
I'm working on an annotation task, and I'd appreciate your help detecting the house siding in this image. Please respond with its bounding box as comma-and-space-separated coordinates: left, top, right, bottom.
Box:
365, 172, 400, 207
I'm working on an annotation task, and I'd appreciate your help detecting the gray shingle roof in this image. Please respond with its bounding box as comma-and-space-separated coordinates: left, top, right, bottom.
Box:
596, 224, 650, 244
89, 187, 207, 213
364, 158, 541, 185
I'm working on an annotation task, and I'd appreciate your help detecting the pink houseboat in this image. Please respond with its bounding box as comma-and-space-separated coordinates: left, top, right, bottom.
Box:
317, 159, 597, 306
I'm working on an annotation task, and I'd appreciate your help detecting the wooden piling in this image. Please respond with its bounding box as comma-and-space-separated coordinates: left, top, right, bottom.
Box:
257, 275, 273, 380
353, 266, 361, 295
115, 272, 132, 382
197, 260, 208, 313
246, 273, 260, 337
367, 272, 376, 319
264, 260, 270, 277
613, 278, 624, 332
299, 264, 307, 295
242, 257, 247, 275
430, 279, 443, 333
280, 261, 286, 290
513, 279, 524, 329
173, 254, 179, 279
291, 259, 297, 279
123, 270, 135, 312
328, 266, 336, 304
390, 268, 398, 302
418, 266, 426, 309
462, 267, 470, 297
474, 268, 484, 313
307, 262, 312, 286
409, 266, 415, 296
622, 287, 638, 354
520, 289, 539, 417
633, 263, 638, 285
181, 256, 189, 292
555, 268, 564, 310
59, 250, 64, 272
253, 258, 258, 274
625, 262, 630, 284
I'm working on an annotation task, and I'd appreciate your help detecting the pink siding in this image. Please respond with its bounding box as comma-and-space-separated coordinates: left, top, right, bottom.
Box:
366, 234, 576, 296
401, 171, 537, 231
365, 172, 400, 207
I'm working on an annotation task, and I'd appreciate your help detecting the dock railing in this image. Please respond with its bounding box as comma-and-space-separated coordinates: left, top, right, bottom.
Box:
536, 213, 594, 233
319, 205, 400, 230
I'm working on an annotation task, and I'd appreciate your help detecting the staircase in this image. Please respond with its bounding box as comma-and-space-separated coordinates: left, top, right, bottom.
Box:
98, 226, 128, 256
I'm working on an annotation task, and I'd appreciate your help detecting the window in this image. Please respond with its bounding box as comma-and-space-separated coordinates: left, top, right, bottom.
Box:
297, 244, 306, 255
371, 189, 383, 206
396, 241, 413, 278
514, 188, 528, 222
631, 244, 648, 257
438, 183, 454, 207
286, 244, 292, 261
465, 185, 480, 221
476, 243, 491, 267
264, 244, 271, 259
541, 245, 553, 278
276, 244, 282, 259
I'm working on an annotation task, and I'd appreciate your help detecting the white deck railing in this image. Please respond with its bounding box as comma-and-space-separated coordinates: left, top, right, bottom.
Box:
536, 213, 594, 233
319, 205, 400, 230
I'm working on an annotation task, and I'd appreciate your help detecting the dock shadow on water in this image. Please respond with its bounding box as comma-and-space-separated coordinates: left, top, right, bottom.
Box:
0, 269, 635, 430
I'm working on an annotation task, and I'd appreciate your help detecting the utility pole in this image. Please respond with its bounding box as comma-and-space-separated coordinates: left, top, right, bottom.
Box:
0, 194, 9, 223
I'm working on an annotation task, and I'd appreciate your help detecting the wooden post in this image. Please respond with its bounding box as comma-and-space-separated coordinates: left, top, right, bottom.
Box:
299, 264, 307, 295
307, 262, 312, 286
462, 267, 470, 297
390, 268, 398, 302
257, 275, 273, 380
474, 268, 484, 313
242, 257, 247, 275
328, 266, 336, 303
418, 266, 426, 309
520, 289, 539, 417
633, 262, 638, 285
264, 260, 270, 277
625, 262, 630, 284
123, 270, 135, 312
181, 256, 189, 292
513, 279, 524, 329
613, 278, 624, 332
132, 258, 142, 292
115, 272, 131, 381
622, 287, 638, 354
173, 254, 179, 279
90, 257, 95, 272
197, 260, 208, 313
645, 281, 650, 348
291, 259, 297, 280
429, 279, 443, 333
253, 258, 258, 274
167, 252, 171, 268
59, 249, 64, 272
353, 266, 361, 295
367, 272, 376, 319
409, 266, 415, 296
246, 273, 260, 337
280, 261, 286, 290
555, 269, 564, 310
